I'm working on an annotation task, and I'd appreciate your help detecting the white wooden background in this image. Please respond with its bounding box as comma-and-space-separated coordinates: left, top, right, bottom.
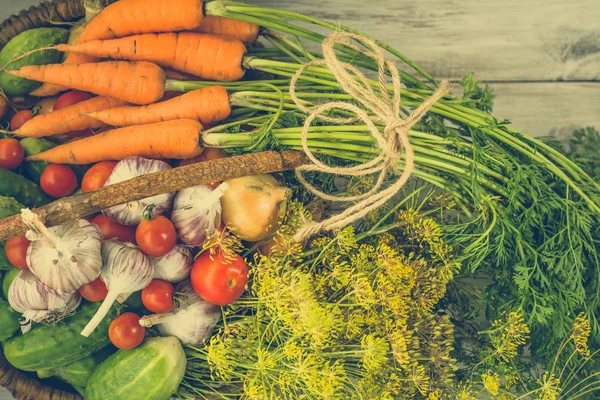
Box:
0, 0, 599, 398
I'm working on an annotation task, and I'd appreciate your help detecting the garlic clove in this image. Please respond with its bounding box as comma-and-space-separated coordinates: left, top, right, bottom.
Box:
151, 245, 193, 283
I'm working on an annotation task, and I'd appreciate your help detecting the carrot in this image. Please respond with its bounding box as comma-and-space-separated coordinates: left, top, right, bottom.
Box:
88, 87, 231, 127
15, 96, 127, 138
26, 120, 204, 164
195, 16, 259, 44
78, 0, 204, 43
30, 0, 204, 97
56, 32, 246, 81
6, 61, 165, 105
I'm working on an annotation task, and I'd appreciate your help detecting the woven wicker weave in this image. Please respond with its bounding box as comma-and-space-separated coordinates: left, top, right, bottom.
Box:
0, 2, 85, 398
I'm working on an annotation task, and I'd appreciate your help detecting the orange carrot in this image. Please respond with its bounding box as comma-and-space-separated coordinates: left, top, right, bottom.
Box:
6, 61, 165, 105
15, 96, 127, 138
78, 0, 204, 43
56, 32, 246, 81
88, 87, 231, 127
30, 0, 204, 97
27, 120, 204, 164
195, 16, 259, 44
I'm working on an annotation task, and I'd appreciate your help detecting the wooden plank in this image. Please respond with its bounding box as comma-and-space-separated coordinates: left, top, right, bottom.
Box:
486, 82, 600, 139
254, 0, 600, 81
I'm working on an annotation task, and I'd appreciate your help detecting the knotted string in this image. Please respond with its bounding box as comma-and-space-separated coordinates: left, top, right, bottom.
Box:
289, 31, 450, 242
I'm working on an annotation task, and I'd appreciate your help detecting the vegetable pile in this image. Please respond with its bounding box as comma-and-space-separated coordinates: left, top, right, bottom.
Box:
0, 0, 599, 399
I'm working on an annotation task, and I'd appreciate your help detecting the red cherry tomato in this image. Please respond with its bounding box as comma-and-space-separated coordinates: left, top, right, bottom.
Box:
40, 164, 78, 198
141, 280, 174, 313
10, 110, 33, 130
81, 161, 118, 193
108, 312, 145, 350
53, 91, 94, 137
135, 216, 176, 257
0, 138, 24, 169
78, 277, 108, 302
5, 235, 31, 270
90, 215, 137, 243
53, 91, 93, 111
191, 251, 248, 306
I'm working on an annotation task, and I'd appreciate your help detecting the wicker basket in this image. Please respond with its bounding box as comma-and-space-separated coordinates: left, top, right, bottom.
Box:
0, 3, 88, 399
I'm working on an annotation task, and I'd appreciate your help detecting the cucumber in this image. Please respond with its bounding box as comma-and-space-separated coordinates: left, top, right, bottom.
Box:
3, 302, 118, 371
0, 168, 51, 208
2, 268, 19, 298
0, 28, 69, 96
20, 137, 90, 184
37, 346, 116, 387
85, 337, 186, 400
0, 196, 24, 271
0, 298, 21, 341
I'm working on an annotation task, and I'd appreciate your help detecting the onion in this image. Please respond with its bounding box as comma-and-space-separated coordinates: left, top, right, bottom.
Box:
22, 209, 102, 294
221, 174, 291, 242
152, 245, 193, 283
139, 280, 220, 346
81, 240, 154, 337
102, 157, 174, 226
171, 183, 228, 246
8, 270, 81, 333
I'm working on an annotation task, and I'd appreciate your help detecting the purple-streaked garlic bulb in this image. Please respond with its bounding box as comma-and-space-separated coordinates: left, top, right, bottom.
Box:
102, 156, 174, 226
152, 245, 193, 283
171, 182, 228, 246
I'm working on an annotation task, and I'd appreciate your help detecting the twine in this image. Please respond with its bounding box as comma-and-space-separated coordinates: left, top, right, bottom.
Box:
289, 32, 450, 242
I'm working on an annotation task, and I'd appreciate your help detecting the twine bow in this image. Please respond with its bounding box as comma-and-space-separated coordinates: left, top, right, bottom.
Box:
289, 31, 450, 242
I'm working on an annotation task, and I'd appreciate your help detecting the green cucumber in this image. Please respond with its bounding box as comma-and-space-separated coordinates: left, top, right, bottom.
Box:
0, 196, 24, 271
20, 137, 89, 184
3, 302, 118, 371
85, 337, 186, 400
37, 346, 116, 387
0, 168, 50, 208
0, 28, 69, 96
2, 268, 19, 298
0, 298, 20, 341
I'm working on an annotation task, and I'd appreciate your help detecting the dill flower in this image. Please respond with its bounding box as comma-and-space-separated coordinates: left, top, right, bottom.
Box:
538, 372, 561, 400
389, 327, 412, 368
489, 311, 530, 362
482, 371, 500, 396
571, 312, 591, 357
408, 364, 430, 396
206, 335, 236, 381
426, 390, 444, 400
454, 380, 476, 400
361, 334, 390, 373
352, 273, 378, 308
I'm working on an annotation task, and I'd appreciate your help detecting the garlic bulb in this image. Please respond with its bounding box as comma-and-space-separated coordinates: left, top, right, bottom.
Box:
81, 240, 154, 337
102, 157, 175, 226
23, 209, 102, 294
221, 174, 291, 242
171, 183, 228, 246
8, 270, 81, 333
152, 245, 193, 283
139, 280, 219, 346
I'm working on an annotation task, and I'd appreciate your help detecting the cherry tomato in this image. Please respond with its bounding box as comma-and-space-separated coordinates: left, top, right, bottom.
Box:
10, 110, 33, 130
5, 235, 31, 270
136, 216, 176, 257
53, 91, 94, 137
141, 280, 174, 313
40, 164, 78, 198
91, 214, 137, 243
78, 277, 108, 302
81, 161, 118, 193
191, 251, 248, 306
108, 312, 145, 350
53, 91, 93, 110
0, 138, 24, 169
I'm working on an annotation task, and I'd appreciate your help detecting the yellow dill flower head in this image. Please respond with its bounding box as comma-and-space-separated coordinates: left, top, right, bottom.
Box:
497, 395, 511, 400
538, 372, 561, 400
243, 375, 265, 400
255, 347, 277, 373
481, 371, 500, 396
283, 339, 303, 361
571, 312, 592, 357
361, 334, 390, 373
490, 311, 530, 362
206, 335, 236, 381
455, 380, 476, 400
388, 327, 412, 368
426, 390, 444, 400
336, 226, 358, 254
352, 273, 378, 309
408, 364, 430, 396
